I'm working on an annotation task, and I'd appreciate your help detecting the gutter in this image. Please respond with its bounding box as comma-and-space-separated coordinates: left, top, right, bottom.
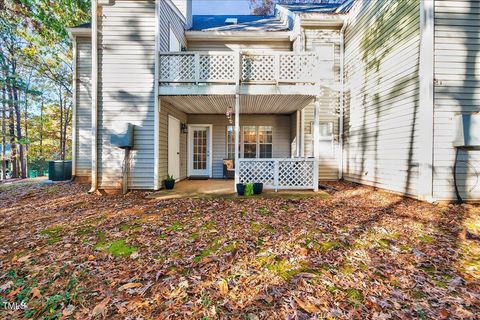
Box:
71, 35, 77, 182
89, 0, 98, 194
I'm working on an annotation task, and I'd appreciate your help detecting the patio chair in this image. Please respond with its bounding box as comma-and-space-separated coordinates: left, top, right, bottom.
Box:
223, 159, 235, 179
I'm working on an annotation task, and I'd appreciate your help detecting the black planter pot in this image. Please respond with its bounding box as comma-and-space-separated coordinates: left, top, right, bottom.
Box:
253, 183, 263, 195
164, 180, 175, 190
236, 183, 245, 196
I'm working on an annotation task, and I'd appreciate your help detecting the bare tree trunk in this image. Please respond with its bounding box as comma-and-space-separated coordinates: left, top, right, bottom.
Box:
13, 86, 26, 178
39, 96, 44, 174
58, 86, 65, 160
1, 85, 6, 180
23, 71, 32, 176
8, 87, 17, 178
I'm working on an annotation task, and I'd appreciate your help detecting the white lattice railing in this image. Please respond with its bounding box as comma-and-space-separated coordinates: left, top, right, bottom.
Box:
238, 158, 319, 191
159, 51, 321, 85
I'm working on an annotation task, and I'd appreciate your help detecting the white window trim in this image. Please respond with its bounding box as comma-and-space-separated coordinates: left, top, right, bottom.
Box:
227, 125, 273, 159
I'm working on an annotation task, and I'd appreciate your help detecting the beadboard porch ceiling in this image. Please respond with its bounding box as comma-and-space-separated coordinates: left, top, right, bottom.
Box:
161, 95, 314, 114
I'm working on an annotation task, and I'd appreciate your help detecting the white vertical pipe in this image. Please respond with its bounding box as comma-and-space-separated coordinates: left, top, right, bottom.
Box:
154, 0, 161, 190
89, 0, 98, 193
234, 94, 240, 190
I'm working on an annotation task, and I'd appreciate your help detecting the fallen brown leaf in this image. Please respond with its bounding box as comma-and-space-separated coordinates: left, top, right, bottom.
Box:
293, 296, 321, 314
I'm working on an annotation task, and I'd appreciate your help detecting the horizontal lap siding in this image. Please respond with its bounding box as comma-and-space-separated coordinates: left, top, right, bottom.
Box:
98, 0, 156, 189
159, 100, 188, 182
75, 37, 92, 177
343, 0, 421, 197
188, 115, 291, 178
187, 40, 291, 52
160, 1, 187, 51
433, 0, 480, 200
303, 27, 341, 180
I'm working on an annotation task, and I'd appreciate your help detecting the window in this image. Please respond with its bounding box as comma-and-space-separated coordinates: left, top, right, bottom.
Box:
169, 28, 181, 52
226, 125, 273, 159
226, 126, 235, 160
258, 126, 273, 158
242, 126, 257, 158
311, 42, 335, 80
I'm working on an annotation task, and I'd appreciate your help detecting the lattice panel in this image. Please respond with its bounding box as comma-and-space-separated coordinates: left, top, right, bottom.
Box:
159, 54, 195, 81
279, 55, 317, 83
241, 55, 276, 82
278, 160, 315, 187
199, 54, 235, 81
238, 160, 275, 185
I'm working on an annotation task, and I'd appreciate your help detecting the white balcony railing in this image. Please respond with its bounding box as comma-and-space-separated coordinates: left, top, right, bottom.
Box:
238, 158, 318, 191
159, 51, 322, 85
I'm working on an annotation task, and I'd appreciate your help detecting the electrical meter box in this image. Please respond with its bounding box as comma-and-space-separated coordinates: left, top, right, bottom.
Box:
453, 114, 480, 148
111, 123, 134, 149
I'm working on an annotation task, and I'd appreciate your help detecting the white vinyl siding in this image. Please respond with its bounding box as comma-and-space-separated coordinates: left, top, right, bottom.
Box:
433, 0, 480, 200
97, 0, 156, 189
75, 37, 92, 177
303, 27, 341, 180
159, 100, 188, 182
342, 0, 421, 196
187, 40, 291, 52
160, 1, 187, 52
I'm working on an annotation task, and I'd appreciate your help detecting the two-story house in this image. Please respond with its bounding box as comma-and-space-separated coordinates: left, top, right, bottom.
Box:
68, 0, 480, 202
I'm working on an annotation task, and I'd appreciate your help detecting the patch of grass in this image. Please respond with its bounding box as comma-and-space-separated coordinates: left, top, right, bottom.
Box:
193, 240, 222, 262
257, 207, 270, 215
101, 240, 137, 257
257, 255, 306, 280
418, 235, 434, 244
320, 240, 341, 252
200, 220, 216, 231
346, 288, 364, 304
40, 226, 63, 244
190, 232, 199, 240
166, 221, 185, 232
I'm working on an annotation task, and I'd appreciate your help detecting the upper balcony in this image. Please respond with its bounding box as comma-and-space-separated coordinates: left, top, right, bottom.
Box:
158, 51, 330, 96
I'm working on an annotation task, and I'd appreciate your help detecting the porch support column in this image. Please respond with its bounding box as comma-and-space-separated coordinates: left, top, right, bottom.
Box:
234, 94, 240, 190
313, 95, 321, 191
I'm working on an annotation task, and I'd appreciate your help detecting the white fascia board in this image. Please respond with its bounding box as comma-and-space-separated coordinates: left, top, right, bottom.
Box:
185, 31, 292, 42
67, 28, 91, 39
300, 14, 346, 27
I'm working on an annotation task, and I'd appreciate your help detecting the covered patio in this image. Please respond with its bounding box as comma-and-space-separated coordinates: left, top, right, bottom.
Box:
160, 94, 324, 192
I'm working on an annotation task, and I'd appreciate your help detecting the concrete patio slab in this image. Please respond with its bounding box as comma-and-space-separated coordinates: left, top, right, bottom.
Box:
147, 179, 328, 200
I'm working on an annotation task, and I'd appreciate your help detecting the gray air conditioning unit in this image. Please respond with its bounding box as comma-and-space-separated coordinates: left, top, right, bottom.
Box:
453, 113, 480, 149
98, 0, 115, 5
111, 123, 134, 149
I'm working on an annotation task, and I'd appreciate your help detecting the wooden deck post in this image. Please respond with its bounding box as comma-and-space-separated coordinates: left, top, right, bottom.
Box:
234, 94, 240, 191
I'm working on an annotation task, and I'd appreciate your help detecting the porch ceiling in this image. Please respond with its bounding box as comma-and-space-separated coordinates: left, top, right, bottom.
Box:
161, 95, 314, 114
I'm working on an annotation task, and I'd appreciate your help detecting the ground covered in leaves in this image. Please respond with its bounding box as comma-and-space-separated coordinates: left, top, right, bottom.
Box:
0, 180, 479, 319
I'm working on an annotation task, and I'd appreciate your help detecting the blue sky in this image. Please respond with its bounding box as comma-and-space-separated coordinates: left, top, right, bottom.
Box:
193, 0, 251, 15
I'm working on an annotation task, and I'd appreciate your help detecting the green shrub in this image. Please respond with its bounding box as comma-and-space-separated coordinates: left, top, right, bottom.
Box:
245, 183, 254, 196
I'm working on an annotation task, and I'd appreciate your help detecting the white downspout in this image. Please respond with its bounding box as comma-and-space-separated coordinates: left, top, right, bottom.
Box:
154, 0, 161, 190
339, 21, 346, 180
71, 36, 77, 181
89, 0, 98, 193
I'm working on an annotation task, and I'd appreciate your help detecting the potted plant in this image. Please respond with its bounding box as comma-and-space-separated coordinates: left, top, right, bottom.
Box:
245, 183, 254, 196
253, 182, 263, 195
236, 183, 245, 196
164, 174, 175, 190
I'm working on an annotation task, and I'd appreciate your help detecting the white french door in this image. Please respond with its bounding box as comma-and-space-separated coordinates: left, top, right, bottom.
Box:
188, 125, 212, 177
